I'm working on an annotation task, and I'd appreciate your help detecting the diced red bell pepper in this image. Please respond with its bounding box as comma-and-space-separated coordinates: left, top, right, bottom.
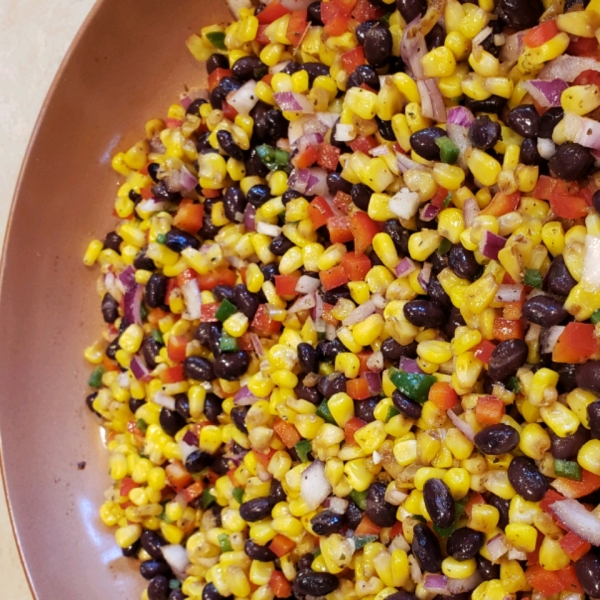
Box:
475, 395, 506, 425
308, 195, 335, 229
269, 571, 292, 598
273, 418, 302, 448
323, 11, 350, 36
569, 38, 600, 58
183, 481, 205, 503
333, 190, 353, 213
341, 251, 372, 281
552, 468, 600, 499
328, 215, 354, 243
176, 269, 196, 287
428, 382, 459, 410
550, 192, 589, 220
197, 267, 237, 290
165, 278, 178, 304
346, 377, 371, 400
559, 530, 592, 561
119, 477, 139, 498
165, 461, 194, 492
147, 307, 169, 325
473, 340, 496, 365
165, 118, 183, 129
319, 265, 349, 291
275, 275, 300, 297
523, 20, 559, 48
349, 136, 378, 154
557, 565, 584, 594
535, 177, 590, 219
351, 0, 384, 22
269, 534, 296, 557
159, 365, 185, 384
357, 351, 372, 374
200, 302, 220, 322
201, 188, 221, 198
355, 515, 381, 536
317, 143, 341, 171
341, 46, 365, 73
430, 185, 449, 209
222, 102, 238, 121
293, 144, 319, 169
320, 0, 355, 36
140, 186, 153, 199
481, 191, 521, 216
322, 303, 338, 325
286, 9, 308, 47
533, 175, 558, 199
540, 489, 567, 514
208, 68, 232, 92
350, 212, 379, 254
257, 0, 291, 24
526, 565, 565, 596
256, 24, 270, 45
493, 316, 524, 341
465, 492, 486, 517
390, 521, 403, 539
503, 299, 524, 320
251, 304, 282, 336
254, 448, 276, 470
553, 322, 598, 364
168, 335, 189, 363
344, 416, 367, 445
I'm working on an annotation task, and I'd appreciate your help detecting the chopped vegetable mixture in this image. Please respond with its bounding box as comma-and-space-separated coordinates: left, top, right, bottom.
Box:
83, 0, 600, 598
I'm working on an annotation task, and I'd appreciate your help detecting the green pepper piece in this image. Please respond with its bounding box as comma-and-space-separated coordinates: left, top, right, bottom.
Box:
294, 440, 312, 462
218, 533, 233, 553
506, 376, 520, 394
136, 419, 148, 434
379, 12, 392, 24
432, 498, 467, 537
232, 487, 244, 504
350, 489, 368, 510
201, 488, 217, 509
316, 400, 336, 425
442, 194, 453, 208
386, 406, 400, 422
554, 459, 582, 481
169, 579, 182, 590
206, 31, 226, 50
151, 329, 164, 345
591, 308, 600, 324
435, 136, 459, 165
88, 366, 106, 389
219, 332, 239, 352
140, 303, 149, 320
274, 149, 290, 168
524, 268, 543, 289
353, 535, 379, 549
388, 368, 437, 404
215, 298, 237, 322
438, 238, 452, 254
156, 233, 167, 244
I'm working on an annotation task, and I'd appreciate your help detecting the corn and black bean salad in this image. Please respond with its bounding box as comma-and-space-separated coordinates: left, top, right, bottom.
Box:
81, 0, 600, 598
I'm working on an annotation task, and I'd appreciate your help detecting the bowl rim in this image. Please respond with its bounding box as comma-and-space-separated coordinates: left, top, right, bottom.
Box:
0, 0, 103, 596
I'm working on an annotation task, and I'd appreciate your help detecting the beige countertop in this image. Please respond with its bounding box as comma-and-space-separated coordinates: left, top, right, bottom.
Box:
0, 0, 96, 595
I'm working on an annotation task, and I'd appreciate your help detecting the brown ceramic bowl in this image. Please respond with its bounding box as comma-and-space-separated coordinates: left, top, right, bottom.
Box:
0, 0, 229, 597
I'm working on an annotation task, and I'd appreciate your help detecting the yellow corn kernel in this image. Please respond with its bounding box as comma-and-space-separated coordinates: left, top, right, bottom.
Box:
445, 30, 471, 61
561, 84, 600, 116
344, 87, 378, 120
578, 439, 600, 476
392, 72, 420, 103
442, 557, 476, 579
393, 436, 418, 467
505, 523, 538, 554
372, 233, 400, 271
468, 503, 499, 534
433, 163, 465, 191
354, 420, 387, 454
540, 402, 580, 437
405, 101, 432, 133
421, 46, 457, 78
391, 114, 412, 152
352, 314, 384, 347
417, 340, 452, 364
83, 239, 104, 266
115, 524, 142, 548
518, 33, 570, 75
443, 468, 471, 500
538, 535, 570, 571
334, 352, 360, 379
408, 230, 441, 262
467, 149, 502, 187
519, 423, 551, 461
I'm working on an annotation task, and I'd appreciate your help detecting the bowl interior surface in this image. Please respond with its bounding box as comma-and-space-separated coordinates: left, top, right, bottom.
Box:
0, 0, 229, 597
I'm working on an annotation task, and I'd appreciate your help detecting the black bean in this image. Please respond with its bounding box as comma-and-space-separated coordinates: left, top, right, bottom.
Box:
210, 76, 243, 109
196, 132, 212, 153
186, 98, 206, 117
576, 551, 600, 597
223, 186, 246, 222
202, 582, 231, 600
148, 162, 161, 183
232, 56, 267, 81
214, 351, 249, 380
295, 570, 340, 596
428, 275, 452, 308
488, 339, 528, 381
164, 228, 200, 253
381, 338, 417, 361
122, 539, 140, 557
295, 383, 322, 405
169, 591, 186, 600
588, 401, 600, 439
347, 65, 381, 91
211, 455, 230, 475
199, 208, 221, 240
302, 62, 330, 84
446, 527, 485, 560
230, 405, 249, 434
392, 389, 422, 420
443, 307, 467, 340
318, 373, 348, 398
464, 95, 506, 115
185, 450, 211, 473
297, 343, 318, 374
425, 23, 445, 50
281, 60, 302, 76
261, 263, 279, 284
403, 300, 446, 328
140, 559, 171, 580
488, 494, 510, 530
212, 285, 234, 303
385, 593, 417, 600
556, 362, 578, 394
311, 510, 345, 535
269, 234, 295, 256
423, 478, 455, 529
296, 553, 314, 572
364, 26, 392, 67
101, 293, 119, 324
411, 523, 443, 573
365, 482, 397, 527
474, 423, 520, 455
356, 20, 379, 45
351, 183, 372, 211
593, 190, 600, 216
245, 148, 269, 177
349, 397, 376, 423
382, 219, 410, 255
376, 117, 396, 142
133, 249, 156, 271
507, 456, 548, 502
203, 393, 223, 424
550, 425, 590, 459
545, 256, 577, 298
85, 392, 100, 416
104, 231, 123, 252
148, 576, 171, 600
307, 1, 323, 24
550, 142, 594, 181
477, 555, 499, 581
396, 0, 427, 23
344, 500, 363, 531
577, 360, 600, 394
183, 356, 214, 382
247, 184, 271, 208
538, 106, 564, 139
159, 407, 187, 437
269, 478, 286, 504
410, 127, 446, 161
507, 105, 539, 138
145, 274, 168, 309
240, 497, 272, 522
141, 337, 161, 370
327, 173, 352, 196
234, 285, 260, 321
522, 295, 568, 326
174, 394, 190, 420
469, 116, 501, 151
216, 130, 245, 161
206, 53, 228, 74
317, 338, 349, 362
522, 138, 546, 167
498, 0, 544, 29
244, 539, 277, 562
448, 245, 479, 281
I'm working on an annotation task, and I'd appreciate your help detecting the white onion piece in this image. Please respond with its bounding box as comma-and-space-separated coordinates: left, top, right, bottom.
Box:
447, 409, 475, 442
494, 284, 524, 302
463, 197, 480, 228
287, 293, 317, 314
334, 123, 356, 142
343, 300, 376, 326
396, 151, 428, 173
328, 497, 349, 515
296, 275, 321, 294
226, 80, 259, 116
181, 278, 202, 321
117, 371, 130, 389
161, 544, 190, 581
541, 325, 565, 355
507, 547, 527, 561
326, 323, 337, 341
583, 235, 600, 290
448, 572, 482, 594
227, 0, 252, 18
288, 115, 315, 145
370, 144, 391, 157
500, 31, 524, 62
384, 486, 409, 506
446, 123, 471, 170
409, 555, 423, 584
270, 60, 291, 75
486, 533, 509, 562
300, 460, 332, 510
316, 112, 341, 130
472, 26, 492, 47
154, 391, 176, 410
367, 351, 384, 373
389, 187, 421, 220
537, 138, 556, 159
371, 293, 386, 310
550, 499, 600, 545
256, 221, 282, 237
540, 55, 600, 82
274, 91, 314, 114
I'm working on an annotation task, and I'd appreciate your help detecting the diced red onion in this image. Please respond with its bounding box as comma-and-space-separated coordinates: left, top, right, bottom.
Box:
364, 371, 382, 394
312, 293, 324, 321
418, 79, 447, 122
130, 355, 152, 382
154, 391, 176, 410
182, 430, 199, 446
541, 325, 565, 354
447, 409, 475, 442
419, 203, 439, 222
296, 132, 324, 152
367, 351, 384, 373
118, 265, 137, 293
226, 79, 259, 116
316, 112, 341, 130
463, 197, 480, 228
181, 278, 202, 321
288, 293, 317, 314
178, 438, 199, 463
300, 460, 331, 510
385, 486, 409, 506
494, 283, 524, 303
249, 332, 264, 357
180, 95, 192, 110
396, 152, 428, 173
326, 323, 337, 341
256, 221, 282, 237
243, 204, 256, 231
447, 106, 475, 128
288, 115, 315, 145
522, 79, 568, 108
537, 138, 556, 160
418, 262, 432, 291
389, 187, 421, 220
370, 144, 391, 157
233, 385, 261, 405
423, 574, 449, 595
571, 113, 600, 151
446, 123, 471, 170
479, 230, 507, 260
333, 123, 356, 142
540, 55, 600, 82
343, 300, 376, 326
400, 357, 422, 374
124, 284, 144, 326
395, 257, 417, 278
401, 17, 427, 80
274, 91, 314, 114
328, 497, 349, 515
305, 168, 329, 196
161, 544, 190, 581
499, 31, 524, 62
179, 166, 199, 192
296, 275, 321, 294
507, 547, 527, 561
583, 235, 600, 290
549, 499, 600, 545
164, 169, 183, 193
448, 572, 482, 594
486, 533, 509, 562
